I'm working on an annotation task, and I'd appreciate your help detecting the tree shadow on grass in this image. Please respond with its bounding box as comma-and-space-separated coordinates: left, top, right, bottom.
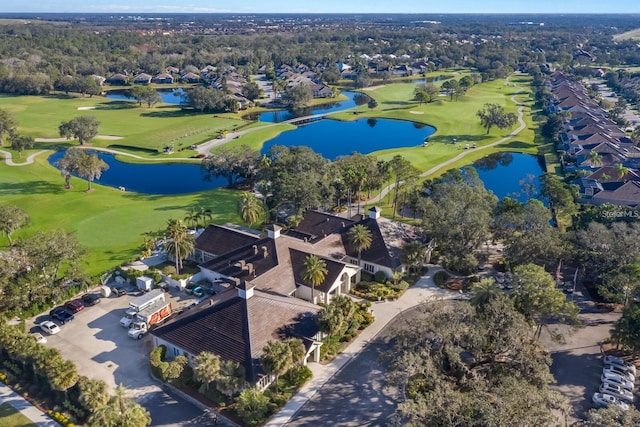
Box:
500, 140, 533, 149
0, 180, 65, 195
139, 109, 203, 118
427, 134, 492, 144
94, 101, 137, 110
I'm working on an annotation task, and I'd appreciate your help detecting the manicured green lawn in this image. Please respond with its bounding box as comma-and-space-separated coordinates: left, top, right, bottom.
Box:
0, 94, 253, 155
0, 154, 243, 276
0, 402, 38, 427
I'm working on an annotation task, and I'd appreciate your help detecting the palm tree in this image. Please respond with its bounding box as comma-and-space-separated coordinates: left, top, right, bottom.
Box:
347, 224, 373, 267
588, 150, 603, 168
470, 278, 502, 310
216, 360, 246, 398
400, 241, 426, 275
237, 192, 264, 227
163, 219, 195, 274
184, 208, 199, 229
89, 384, 151, 427
198, 206, 213, 228
261, 340, 292, 394
302, 254, 328, 304
614, 163, 629, 180
46, 357, 79, 399
78, 376, 109, 412
193, 351, 221, 392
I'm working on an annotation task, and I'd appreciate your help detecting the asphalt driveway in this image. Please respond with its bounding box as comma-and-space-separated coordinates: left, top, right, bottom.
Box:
287, 307, 425, 426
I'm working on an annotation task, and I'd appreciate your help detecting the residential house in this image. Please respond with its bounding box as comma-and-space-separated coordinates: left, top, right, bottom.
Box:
180, 72, 201, 83
153, 73, 174, 84
133, 73, 152, 85
107, 73, 128, 85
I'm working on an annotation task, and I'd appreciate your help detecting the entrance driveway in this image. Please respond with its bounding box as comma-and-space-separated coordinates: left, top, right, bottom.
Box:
287, 307, 425, 426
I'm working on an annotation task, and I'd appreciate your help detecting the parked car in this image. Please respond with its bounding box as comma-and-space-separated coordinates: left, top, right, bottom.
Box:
599, 382, 634, 403
64, 299, 85, 314
49, 307, 74, 324
82, 293, 101, 306
39, 321, 61, 335
111, 287, 127, 297
592, 392, 629, 411
601, 372, 634, 391
604, 355, 637, 375
603, 366, 635, 382
184, 282, 198, 295
32, 332, 47, 343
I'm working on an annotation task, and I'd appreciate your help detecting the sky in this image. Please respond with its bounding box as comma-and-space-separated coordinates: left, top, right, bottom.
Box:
1, 0, 639, 14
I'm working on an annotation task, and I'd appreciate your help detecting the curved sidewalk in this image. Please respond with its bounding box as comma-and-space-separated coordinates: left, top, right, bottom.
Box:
0, 383, 60, 426
265, 266, 460, 426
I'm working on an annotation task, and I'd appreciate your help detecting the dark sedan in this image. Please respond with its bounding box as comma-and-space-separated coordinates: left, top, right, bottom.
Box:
81, 293, 101, 306
49, 307, 75, 324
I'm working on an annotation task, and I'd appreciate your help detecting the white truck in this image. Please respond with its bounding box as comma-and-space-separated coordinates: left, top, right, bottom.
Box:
127, 300, 173, 339
120, 289, 165, 328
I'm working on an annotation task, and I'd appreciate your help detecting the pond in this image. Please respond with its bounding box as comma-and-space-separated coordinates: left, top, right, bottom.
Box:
469, 152, 544, 203
48, 150, 227, 195
48, 118, 435, 194
247, 91, 366, 123
262, 118, 435, 160
105, 88, 185, 105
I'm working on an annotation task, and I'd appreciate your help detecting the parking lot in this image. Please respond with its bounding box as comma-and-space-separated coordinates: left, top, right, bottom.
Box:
27, 283, 215, 426
540, 281, 624, 422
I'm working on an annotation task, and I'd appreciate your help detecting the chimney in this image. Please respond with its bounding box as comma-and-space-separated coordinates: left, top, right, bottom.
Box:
261, 246, 268, 258
369, 206, 382, 220
245, 263, 254, 276
236, 280, 254, 300
341, 222, 346, 228
267, 224, 281, 239
253, 245, 258, 255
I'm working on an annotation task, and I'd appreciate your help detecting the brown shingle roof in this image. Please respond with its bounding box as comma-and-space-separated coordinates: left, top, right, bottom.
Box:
342, 218, 399, 269
195, 225, 260, 258
288, 210, 355, 243
289, 248, 348, 293
151, 289, 319, 382
200, 238, 278, 282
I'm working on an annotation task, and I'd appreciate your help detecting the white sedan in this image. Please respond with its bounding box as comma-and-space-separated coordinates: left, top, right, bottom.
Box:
604, 355, 637, 375
601, 372, 634, 391
32, 333, 47, 344
603, 365, 635, 382
592, 392, 629, 411
599, 382, 634, 403
39, 320, 61, 335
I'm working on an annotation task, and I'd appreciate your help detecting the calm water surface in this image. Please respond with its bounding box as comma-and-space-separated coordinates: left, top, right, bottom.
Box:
105, 88, 185, 105
470, 152, 544, 202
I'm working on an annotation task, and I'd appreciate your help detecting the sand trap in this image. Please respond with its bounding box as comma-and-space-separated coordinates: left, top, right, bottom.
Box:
77, 106, 96, 110
409, 111, 424, 115
95, 135, 123, 140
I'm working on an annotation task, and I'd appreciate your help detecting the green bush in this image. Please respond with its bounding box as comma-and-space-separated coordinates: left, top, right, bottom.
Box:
374, 271, 387, 283
149, 345, 167, 379
285, 365, 312, 388
433, 271, 450, 288
235, 388, 271, 426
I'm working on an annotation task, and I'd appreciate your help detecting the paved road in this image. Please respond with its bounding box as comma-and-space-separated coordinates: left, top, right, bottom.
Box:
287, 306, 426, 427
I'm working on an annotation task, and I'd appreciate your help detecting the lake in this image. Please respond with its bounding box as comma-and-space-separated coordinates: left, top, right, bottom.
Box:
247, 91, 367, 122
105, 88, 185, 105
470, 152, 544, 202
262, 118, 435, 160
48, 118, 434, 194
48, 150, 227, 194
